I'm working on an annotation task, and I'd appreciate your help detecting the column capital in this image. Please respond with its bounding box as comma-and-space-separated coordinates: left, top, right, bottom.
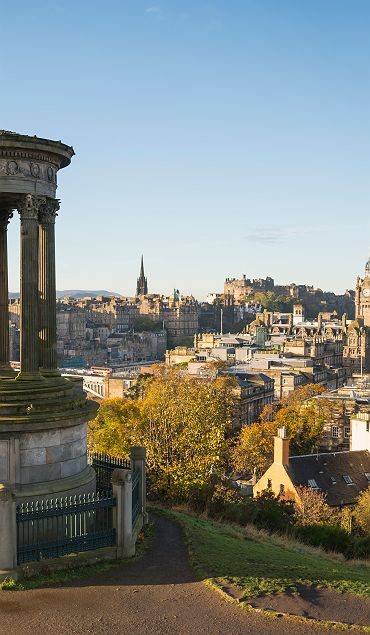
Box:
0, 209, 13, 231
17, 194, 46, 221
39, 198, 60, 225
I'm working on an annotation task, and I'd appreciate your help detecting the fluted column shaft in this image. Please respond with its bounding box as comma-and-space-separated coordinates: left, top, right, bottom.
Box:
39, 199, 60, 375
0, 209, 13, 371
17, 194, 45, 380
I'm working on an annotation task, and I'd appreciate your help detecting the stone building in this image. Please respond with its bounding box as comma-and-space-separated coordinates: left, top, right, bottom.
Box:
254, 428, 370, 507
355, 255, 370, 327
224, 274, 274, 303
229, 371, 274, 428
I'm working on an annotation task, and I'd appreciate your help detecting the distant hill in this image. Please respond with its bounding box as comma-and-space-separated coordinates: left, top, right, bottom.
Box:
56, 290, 121, 299
9, 290, 120, 299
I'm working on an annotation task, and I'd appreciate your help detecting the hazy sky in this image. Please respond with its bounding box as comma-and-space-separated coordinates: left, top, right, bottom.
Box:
2, 0, 369, 298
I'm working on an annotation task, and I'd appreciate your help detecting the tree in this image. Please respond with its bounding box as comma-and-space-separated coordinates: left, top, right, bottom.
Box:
231, 384, 328, 477
294, 487, 333, 526
137, 372, 237, 497
88, 398, 140, 457
88, 371, 237, 498
230, 420, 277, 476
353, 488, 370, 534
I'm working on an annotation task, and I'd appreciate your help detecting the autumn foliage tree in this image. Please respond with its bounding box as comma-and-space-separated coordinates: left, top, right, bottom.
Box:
231, 384, 329, 477
88, 370, 237, 498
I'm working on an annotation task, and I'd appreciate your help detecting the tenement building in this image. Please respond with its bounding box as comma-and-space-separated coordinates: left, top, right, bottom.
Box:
0, 130, 97, 502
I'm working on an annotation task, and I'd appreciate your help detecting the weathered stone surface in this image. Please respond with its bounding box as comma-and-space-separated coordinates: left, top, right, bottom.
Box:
20, 429, 61, 449
20, 447, 46, 467
60, 455, 85, 479
21, 462, 61, 484
0, 440, 9, 480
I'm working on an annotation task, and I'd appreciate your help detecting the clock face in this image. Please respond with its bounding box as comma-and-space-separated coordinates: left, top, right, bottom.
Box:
363, 288, 370, 297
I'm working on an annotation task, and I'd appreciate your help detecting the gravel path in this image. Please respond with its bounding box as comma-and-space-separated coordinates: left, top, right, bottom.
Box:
0, 514, 365, 635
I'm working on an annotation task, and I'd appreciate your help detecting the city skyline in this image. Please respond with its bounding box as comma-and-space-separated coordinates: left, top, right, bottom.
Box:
2, 0, 369, 297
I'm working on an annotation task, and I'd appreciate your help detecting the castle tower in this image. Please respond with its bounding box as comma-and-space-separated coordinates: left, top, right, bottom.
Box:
355, 255, 370, 327
136, 255, 148, 296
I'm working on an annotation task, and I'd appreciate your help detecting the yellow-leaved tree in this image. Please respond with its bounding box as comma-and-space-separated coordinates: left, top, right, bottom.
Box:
88, 398, 139, 458
231, 384, 329, 478
88, 371, 237, 498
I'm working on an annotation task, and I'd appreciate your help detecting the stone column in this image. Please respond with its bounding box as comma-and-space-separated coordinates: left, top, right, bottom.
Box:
17, 194, 45, 381
0, 208, 13, 375
38, 199, 60, 377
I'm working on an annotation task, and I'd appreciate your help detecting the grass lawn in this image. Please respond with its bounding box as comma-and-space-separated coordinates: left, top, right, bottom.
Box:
165, 509, 370, 599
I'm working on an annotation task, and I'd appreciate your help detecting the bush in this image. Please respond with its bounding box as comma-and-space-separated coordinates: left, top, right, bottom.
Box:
352, 535, 370, 560
252, 491, 295, 533
293, 524, 353, 557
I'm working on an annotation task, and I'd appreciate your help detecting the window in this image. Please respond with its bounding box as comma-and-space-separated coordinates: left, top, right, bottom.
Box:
279, 483, 285, 496
330, 476, 337, 485
332, 426, 339, 438
344, 427, 350, 439
342, 475, 353, 485
308, 479, 319, 489
267, 479, 272, 489
365, 473, 370, 483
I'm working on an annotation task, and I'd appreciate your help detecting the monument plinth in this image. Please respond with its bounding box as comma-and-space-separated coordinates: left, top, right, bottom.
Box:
0, 131, 97, 502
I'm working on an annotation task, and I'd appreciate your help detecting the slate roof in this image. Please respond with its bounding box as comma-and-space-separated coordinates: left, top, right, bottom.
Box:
286, 450, 370, 506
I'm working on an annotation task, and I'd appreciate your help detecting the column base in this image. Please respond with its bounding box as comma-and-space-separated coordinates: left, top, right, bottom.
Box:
0, 364, 16, 379
15, 371, 46, 382
40, 368, 62, 379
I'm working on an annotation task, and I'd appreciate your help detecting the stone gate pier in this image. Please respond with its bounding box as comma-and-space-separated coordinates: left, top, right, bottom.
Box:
0, 131, 97, 502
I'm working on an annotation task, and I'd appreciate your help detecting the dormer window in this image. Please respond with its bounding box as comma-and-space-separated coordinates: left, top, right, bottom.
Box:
365, 473, 370, 482
342, 475, 353, 485
330, 476, 337, 485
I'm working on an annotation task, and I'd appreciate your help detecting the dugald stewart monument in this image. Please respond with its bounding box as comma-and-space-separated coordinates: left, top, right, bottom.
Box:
0, 131, 97, 502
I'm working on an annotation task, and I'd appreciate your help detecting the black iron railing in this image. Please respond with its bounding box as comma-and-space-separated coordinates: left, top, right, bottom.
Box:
89, 451, 131, 492
16, 491, 116, 565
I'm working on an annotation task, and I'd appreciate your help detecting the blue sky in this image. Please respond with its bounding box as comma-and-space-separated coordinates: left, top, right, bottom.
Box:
2, 0, 369, 298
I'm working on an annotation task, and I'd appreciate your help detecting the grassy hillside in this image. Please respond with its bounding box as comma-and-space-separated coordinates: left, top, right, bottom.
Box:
165, 510, 370, 599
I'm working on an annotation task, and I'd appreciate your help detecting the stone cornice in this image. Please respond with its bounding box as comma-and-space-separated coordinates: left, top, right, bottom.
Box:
0, 131, 75, 169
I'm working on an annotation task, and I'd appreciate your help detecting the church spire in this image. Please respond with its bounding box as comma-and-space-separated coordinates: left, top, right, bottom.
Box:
136, 255, 148, 296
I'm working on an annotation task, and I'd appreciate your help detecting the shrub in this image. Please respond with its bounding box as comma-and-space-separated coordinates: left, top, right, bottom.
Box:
353, 488, 370, 534
293, 524, 353, 557
352, 535, 370, 560
252, 491, 295, 533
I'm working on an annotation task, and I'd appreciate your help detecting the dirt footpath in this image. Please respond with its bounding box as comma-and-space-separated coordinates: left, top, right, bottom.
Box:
0, 514, 365, 635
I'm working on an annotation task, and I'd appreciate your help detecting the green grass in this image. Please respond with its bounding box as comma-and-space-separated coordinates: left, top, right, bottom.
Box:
164, 509, 370, 599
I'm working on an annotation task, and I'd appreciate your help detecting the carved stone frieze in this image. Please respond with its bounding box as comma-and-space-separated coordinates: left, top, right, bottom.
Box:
0, 158, 57, 184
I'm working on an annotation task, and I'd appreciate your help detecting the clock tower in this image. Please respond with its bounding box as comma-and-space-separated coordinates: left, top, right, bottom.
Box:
355, 255, 370, 327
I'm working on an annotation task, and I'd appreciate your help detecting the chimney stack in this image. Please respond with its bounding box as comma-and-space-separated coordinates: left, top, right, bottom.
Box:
274, 427, 290, 466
